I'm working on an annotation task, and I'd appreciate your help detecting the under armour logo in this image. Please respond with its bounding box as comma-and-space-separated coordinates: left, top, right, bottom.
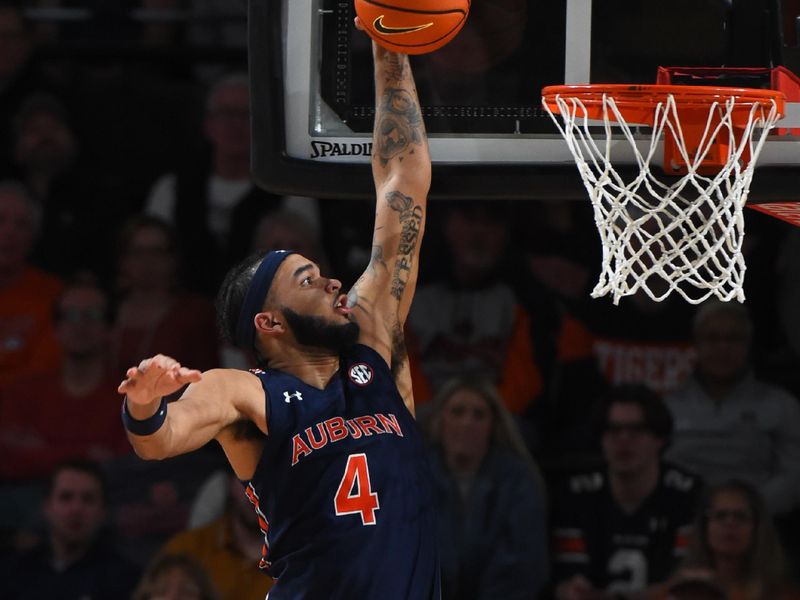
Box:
284, 390, 303, 403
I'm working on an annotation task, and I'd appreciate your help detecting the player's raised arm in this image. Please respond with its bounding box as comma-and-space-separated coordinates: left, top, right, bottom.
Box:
119, 354, 263, 462
346, 38, 431, 388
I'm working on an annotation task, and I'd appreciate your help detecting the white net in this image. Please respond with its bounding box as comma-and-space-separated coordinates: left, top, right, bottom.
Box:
543, 91, 781, 304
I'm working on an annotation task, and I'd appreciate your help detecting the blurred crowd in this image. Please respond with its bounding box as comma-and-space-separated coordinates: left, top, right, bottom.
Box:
2, 2, 800, 599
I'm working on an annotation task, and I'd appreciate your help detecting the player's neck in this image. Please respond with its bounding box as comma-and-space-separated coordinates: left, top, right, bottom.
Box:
269, 347, 341, 390
609, 461, 660, 513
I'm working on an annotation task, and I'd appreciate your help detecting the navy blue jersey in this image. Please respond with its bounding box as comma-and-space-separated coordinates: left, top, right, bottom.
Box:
552, 464, 700, 594
244, 344, 441, 600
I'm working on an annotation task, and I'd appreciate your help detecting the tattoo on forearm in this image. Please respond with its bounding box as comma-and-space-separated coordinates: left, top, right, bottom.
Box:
386, 191, 424, 300
383, 52, 406, 82
346, 245, 388, 317
376, 88, 424, 167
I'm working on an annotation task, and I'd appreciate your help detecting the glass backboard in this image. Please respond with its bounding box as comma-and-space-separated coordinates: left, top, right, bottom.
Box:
249, 0, 800, 199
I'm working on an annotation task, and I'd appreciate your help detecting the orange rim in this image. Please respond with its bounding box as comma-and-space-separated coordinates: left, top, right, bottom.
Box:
542, 84, 785, 125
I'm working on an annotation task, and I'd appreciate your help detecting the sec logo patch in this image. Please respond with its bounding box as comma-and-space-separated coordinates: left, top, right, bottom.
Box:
349, 363, 373, 386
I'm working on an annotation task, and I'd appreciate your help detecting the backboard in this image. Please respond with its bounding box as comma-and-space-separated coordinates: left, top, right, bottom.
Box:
248, 0, 800, 200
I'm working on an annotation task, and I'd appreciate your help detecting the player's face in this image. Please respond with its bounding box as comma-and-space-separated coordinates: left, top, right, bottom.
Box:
147, 566, 204, 600
439, 388, 494, 469
602, 403, 663, 476
706, 490, 755, 559
694, 312, 750, 382
273, 254, 359, 352
43, 469, 106, 547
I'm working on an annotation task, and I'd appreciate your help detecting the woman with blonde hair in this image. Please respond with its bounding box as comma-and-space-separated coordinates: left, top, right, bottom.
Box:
681, 480, 799, 600
426, 374, 548, 600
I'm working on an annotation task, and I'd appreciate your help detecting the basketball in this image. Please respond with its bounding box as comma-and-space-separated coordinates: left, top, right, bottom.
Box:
355, 0, 470, 55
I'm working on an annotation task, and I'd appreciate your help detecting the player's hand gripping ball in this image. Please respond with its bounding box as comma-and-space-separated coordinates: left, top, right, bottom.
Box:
355, 0, 471, 55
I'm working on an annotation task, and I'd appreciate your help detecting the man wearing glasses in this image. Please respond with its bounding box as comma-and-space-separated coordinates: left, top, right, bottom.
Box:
551, 384, 701, 600
665, 300, 800, 517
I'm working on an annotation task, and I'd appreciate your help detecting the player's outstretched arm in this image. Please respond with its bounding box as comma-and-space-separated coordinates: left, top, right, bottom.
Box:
346, 39, 430, 400
119, 354, 263, 460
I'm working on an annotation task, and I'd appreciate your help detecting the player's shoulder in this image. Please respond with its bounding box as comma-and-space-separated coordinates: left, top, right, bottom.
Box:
193, 367, 267, 402
341, 343, 392, 379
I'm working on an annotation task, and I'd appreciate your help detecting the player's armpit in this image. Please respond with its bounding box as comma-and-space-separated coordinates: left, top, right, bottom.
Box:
390, 325, 415, 416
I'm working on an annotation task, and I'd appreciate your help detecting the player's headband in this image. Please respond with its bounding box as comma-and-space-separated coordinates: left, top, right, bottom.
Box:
234, 250, 296, 353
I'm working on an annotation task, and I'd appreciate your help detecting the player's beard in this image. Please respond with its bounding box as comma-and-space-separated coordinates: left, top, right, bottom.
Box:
283, 307, 360, 353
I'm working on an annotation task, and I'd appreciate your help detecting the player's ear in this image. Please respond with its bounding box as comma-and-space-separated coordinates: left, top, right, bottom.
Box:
254, 312, 284, 336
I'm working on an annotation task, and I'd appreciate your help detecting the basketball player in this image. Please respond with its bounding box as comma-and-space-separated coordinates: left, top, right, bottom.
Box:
118, 27, 439, 600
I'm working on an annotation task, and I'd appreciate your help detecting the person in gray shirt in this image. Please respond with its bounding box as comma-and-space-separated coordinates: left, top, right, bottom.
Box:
665, 300, 800, 515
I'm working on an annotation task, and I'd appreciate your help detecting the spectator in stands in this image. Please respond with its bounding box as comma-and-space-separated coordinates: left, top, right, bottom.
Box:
251, 208, 330, 275
144, 73, 316, 292
11, 92, 77, 202
516, 199, 607, 462
406, 199, 543, 414
0, 274, 128, 482
581, 292, 697, 397
9, 93, 117, 278
0, 2, 56, 165
134, 553, 220, 600
0, 180, 62, 387
159, 471, 273, 600
111, 215, 219, 378
1, 458, 140, 600
665, 300, 800, 515
426, 375, 548, 600
681, 480, 800, 600
551, 384, 701, 600
572, 208, 698, 397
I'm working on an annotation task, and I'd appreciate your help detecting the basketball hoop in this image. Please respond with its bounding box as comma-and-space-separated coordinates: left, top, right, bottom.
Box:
541, 84, 784, 305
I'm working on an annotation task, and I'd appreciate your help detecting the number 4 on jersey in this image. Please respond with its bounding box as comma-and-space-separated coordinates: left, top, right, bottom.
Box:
335, 453, 380, 525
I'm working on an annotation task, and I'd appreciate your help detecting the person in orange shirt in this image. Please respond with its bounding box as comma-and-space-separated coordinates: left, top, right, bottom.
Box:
0, 275, 129, 481
406, 200, 543, 415
0, 180, 61, 388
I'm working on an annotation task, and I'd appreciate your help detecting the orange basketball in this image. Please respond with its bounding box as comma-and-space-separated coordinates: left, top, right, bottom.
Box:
355, 0, 470, 55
